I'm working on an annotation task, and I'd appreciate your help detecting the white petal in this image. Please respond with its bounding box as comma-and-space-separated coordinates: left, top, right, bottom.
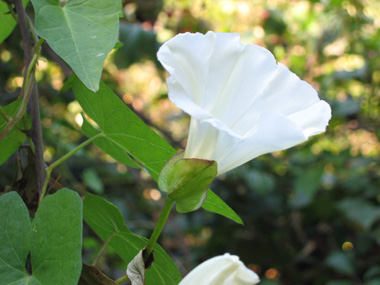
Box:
159, 31, 332, 174
157, 32, 214, 112
157, 31, 279, 126
287, 100, 331, 137
218, 111, 308, 174
205, 43, 278, 129
179, 253, 260, 285
185, 111, 309, 174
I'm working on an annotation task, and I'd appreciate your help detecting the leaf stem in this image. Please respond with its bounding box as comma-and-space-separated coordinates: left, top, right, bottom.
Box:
7, 2, 18, 21
143, 197, 175, 263
115, 274, 129, 284
92, 233, 115, 266
0, 106, 12, 122
24, 38, 44, 92
26, 14, 39, 44
23, 114, 35, 154
39, 133, 103, 204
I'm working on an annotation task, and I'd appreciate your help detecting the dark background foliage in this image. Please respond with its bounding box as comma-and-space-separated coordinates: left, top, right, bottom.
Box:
1, 0, 379, 284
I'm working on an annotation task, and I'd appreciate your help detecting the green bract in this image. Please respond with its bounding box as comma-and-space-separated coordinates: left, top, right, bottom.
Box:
158, 152, 217, 213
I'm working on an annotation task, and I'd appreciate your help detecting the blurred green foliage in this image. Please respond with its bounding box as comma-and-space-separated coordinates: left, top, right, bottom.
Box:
1, 0, 379, 284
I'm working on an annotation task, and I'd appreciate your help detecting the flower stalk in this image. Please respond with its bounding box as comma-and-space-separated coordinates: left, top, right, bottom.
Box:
115, 274, 129, 284
143, 197, 175, 263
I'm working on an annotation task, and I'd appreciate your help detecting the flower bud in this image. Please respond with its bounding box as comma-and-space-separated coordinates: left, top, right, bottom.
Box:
158, 151, 217, 213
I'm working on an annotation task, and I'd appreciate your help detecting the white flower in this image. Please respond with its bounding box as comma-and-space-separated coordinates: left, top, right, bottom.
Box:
157, 31, 331, 175
179, 253, 260, 285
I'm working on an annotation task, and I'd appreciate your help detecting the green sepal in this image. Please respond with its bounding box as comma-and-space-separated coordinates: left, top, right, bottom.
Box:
158, 152, 217, 213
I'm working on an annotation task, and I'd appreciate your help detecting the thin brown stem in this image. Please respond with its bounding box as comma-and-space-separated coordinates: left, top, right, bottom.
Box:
14, 0, 46, 195
15, 0, 32, 62
29, 82, 46, 192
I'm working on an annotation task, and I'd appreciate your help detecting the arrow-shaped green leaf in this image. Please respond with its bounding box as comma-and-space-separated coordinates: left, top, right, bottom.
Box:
31, 0, 121, 91
0, 189, 83, 284
72, 77, 176, 181
0, 192, 31, 284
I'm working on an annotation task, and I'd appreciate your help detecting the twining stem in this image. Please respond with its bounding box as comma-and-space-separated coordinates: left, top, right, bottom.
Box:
0, 38, 44, 140
115, 274, 129, 284
92, 233, 115, 266
143, 197, 175, 263
26, 15, 39, 44
39, 133, 103, 204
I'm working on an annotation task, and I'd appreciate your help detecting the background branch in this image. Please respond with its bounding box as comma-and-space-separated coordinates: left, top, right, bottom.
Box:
127, 103, 183, 149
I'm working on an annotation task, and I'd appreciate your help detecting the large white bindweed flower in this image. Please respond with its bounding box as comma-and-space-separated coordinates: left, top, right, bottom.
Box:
179, 253, 260, 285
157, 31, 331, 175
